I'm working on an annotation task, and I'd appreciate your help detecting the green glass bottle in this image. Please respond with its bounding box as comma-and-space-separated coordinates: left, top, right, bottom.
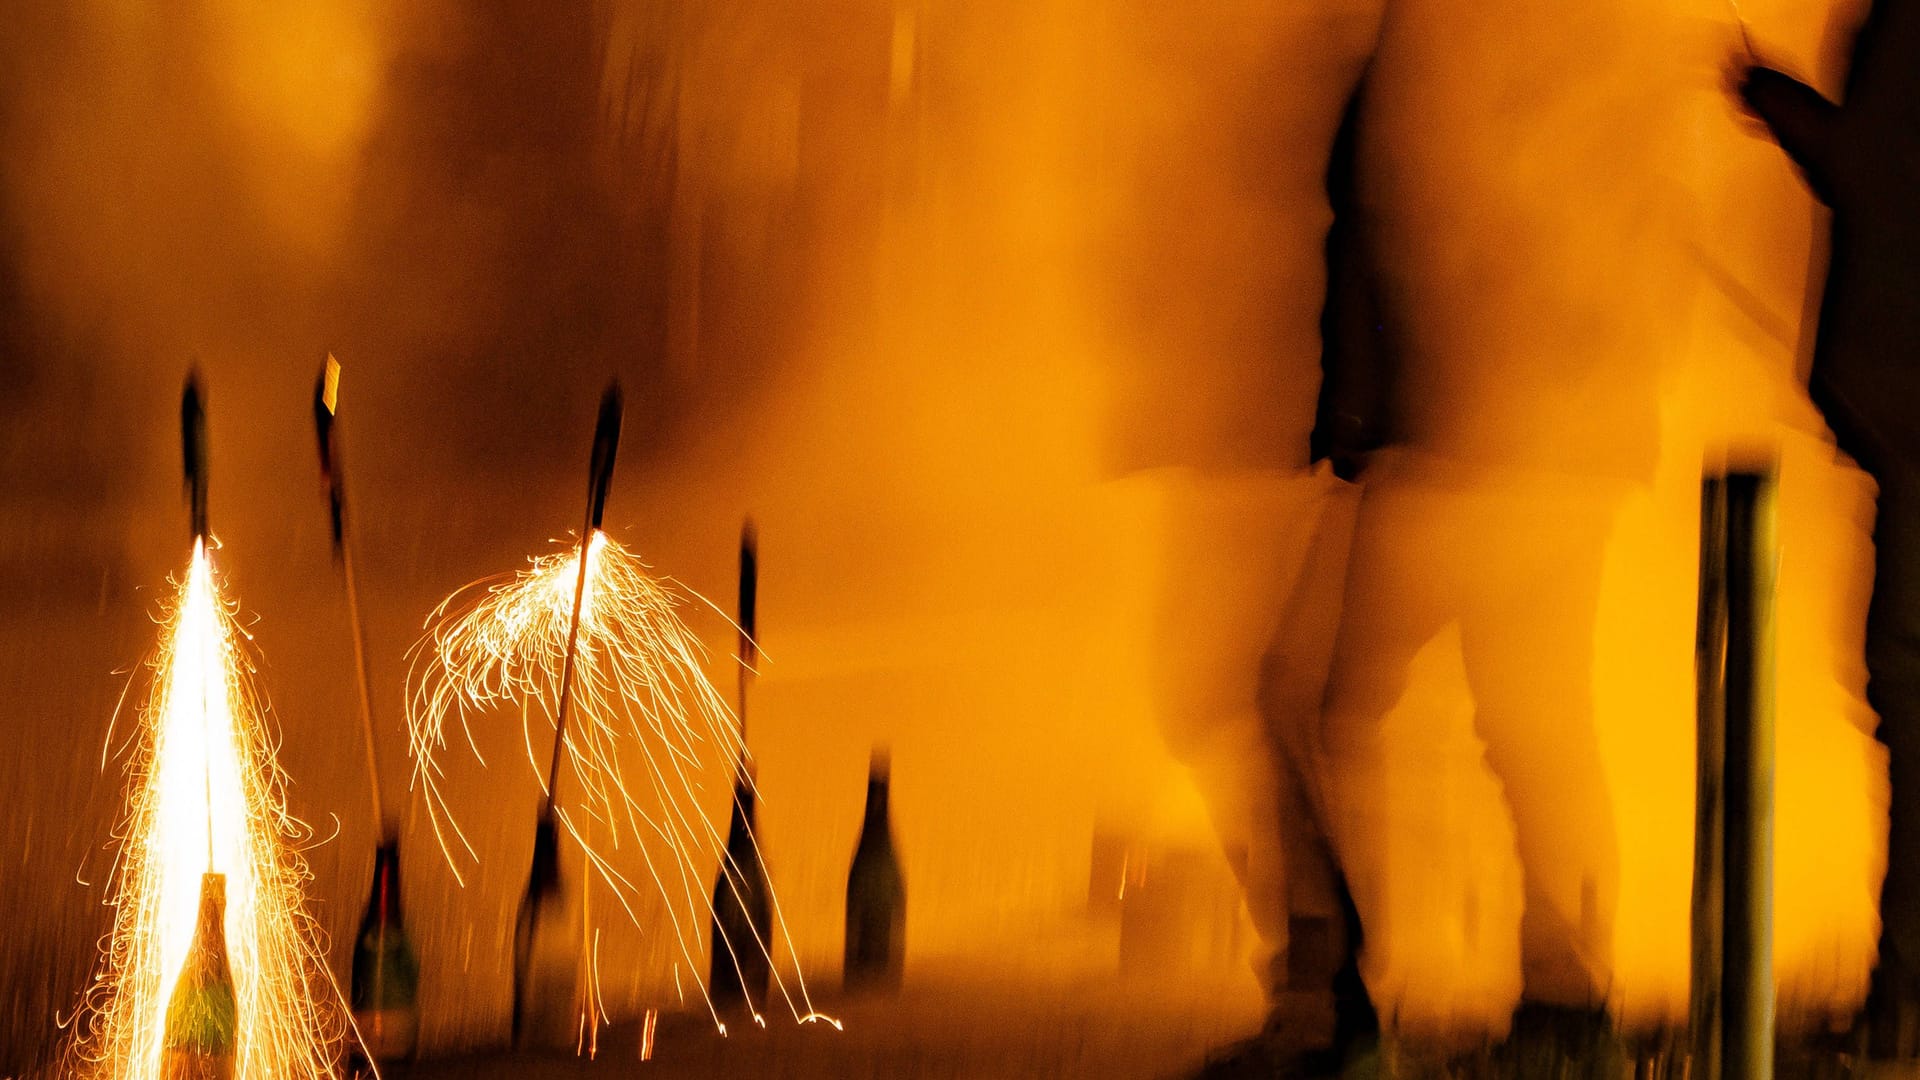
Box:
350, 835, 420, 1066
163, 872, 237, 1080
844, 748, 905, 993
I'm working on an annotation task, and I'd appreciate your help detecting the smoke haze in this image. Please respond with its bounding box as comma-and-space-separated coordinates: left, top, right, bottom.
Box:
0, 0, 1889, 1062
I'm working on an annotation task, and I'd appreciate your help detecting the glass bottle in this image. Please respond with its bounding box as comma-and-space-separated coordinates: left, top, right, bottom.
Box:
844, 748, 904, 993
708, 765, 772, 1018
350, 834, 420, 1066
511, 811, 580, 1051
163, 872, 237, 1080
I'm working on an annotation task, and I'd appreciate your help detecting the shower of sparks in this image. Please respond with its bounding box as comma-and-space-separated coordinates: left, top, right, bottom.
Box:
405, 530, 834, 1033
73, 539, 344, 1079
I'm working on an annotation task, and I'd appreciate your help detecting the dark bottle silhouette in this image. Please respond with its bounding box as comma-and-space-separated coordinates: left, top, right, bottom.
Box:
709, 520, 771, 1015
349, 835, 420, 1067
708, 767, 773, 1015
512, 811, 576, 1050
844, 748, 905, 993
163, 872, 237, 1080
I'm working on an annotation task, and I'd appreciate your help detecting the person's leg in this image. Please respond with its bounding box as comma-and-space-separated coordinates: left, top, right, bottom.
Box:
1867, 478, 1920, 1052
1151, 468, 1352, 1001
1318, 456, 1478, 1011
1262, 473, 1364, 993
1255, 473, 1367, 1058
1321, 463, 1624, 1025
1173, 469, 1374, 1079
1098, 0, 1386, 1029
1452, 480, 1621, 1008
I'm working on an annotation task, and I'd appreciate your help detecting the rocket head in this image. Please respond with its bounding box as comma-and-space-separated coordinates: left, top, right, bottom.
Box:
739, 519, 759, 664
181, 371, 209, 541
313, 355, 345, 548
586, 380, 624, 531
527, 810, 562, 900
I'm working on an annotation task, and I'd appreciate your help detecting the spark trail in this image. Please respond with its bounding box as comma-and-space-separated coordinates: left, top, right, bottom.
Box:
74, 539, 343, 1079
404, 531, 832, 1033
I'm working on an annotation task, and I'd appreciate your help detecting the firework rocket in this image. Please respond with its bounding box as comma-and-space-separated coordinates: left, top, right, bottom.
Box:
314, 356, 426, 1066
75, 372, 345, 1079
180, 374, 215, 873
182, 373, 209, 544
545, 381, 625, 806
312, 357, 346, 552
708, 518, 772, 1014
410, 382, 829, 1040
737, 520, 759, 734
312, 355, 389, 833
512, 381, 622, 1050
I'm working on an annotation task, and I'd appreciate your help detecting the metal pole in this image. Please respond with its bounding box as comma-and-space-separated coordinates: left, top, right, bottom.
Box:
1692, 475, 1727, 1080
1721, 469, 1775, 1080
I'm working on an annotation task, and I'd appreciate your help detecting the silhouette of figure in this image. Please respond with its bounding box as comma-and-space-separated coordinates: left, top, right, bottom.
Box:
1742, 3, 1920, 1055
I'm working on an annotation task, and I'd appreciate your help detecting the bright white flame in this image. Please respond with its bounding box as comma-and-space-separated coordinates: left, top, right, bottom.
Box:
75, 539, 342, 1078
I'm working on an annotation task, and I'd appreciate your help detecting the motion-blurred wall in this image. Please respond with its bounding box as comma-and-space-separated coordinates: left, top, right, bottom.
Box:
0, 0, 1890, 1065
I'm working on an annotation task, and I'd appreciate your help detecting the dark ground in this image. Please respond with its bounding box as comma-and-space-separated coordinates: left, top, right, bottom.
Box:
395, 970, 1268, 1080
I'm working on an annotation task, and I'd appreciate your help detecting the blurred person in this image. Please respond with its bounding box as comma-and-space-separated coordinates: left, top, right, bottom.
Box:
1742, 0, 1920, 1054
1319, 0, 1880, 1053
1148, 0, 1886, 1071
1096, 3, 1383, 1069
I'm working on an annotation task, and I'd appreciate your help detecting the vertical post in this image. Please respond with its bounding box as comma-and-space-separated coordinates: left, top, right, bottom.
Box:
1692, 476, 1727, 1080
1722, 470, 1775, 1080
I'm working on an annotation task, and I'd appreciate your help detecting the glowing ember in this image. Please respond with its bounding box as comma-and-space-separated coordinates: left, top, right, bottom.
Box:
74, 538, 342, 1078
405, 530, 834, 1033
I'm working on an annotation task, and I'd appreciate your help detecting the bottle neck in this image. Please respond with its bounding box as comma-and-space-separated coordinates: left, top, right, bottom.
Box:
367, 841, 403, 924
528, 813, 561, 894
862, 776, 890, 829
192, 873, 231, 971
730, 776, 757, 832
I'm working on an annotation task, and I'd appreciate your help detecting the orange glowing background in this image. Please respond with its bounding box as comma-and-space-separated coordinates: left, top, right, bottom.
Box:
0, 0, 1889, 1060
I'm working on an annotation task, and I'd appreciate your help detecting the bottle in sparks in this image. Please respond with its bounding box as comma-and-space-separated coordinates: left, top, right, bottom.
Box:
163, 872, 238, 1080
512, 812, 582, 1050
349, 833, 420, 1067
844, 747, 905, 993
709, 764, 773, 1015
709, 517, 771, 1016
